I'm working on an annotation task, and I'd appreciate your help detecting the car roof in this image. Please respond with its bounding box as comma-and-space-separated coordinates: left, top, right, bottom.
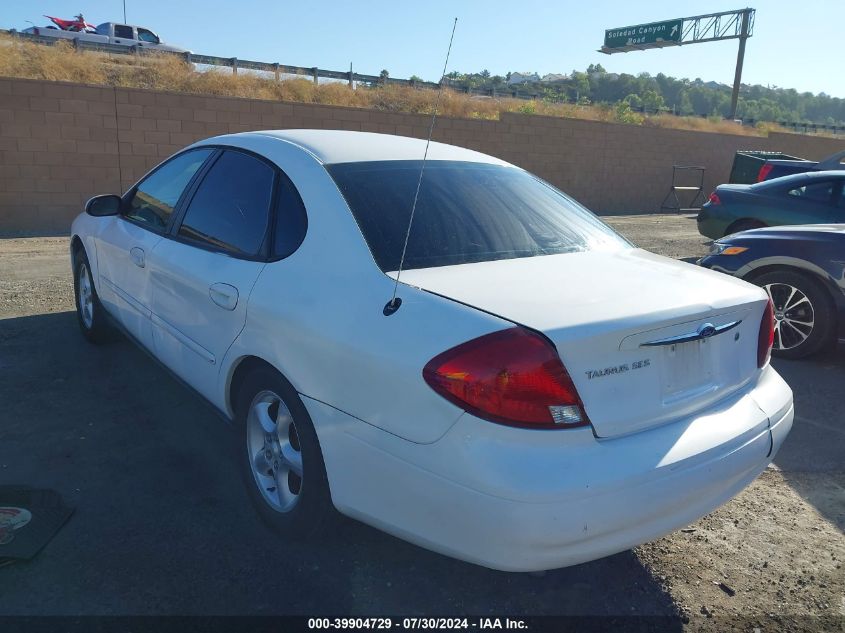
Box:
209, 129, 513, 166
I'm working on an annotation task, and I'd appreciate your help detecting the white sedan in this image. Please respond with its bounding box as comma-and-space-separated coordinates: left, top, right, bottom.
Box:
70, 130, 793, 571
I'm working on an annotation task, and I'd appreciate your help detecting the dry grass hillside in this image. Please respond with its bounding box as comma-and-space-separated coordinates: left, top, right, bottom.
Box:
0, 35, 780, 136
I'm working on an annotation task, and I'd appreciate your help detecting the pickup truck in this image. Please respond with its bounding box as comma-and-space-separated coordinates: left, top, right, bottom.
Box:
757, 149, 845, 182
20, 22, 188, 54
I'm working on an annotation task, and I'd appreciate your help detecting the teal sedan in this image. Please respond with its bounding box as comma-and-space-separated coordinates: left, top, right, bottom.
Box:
697, 170, 845, 239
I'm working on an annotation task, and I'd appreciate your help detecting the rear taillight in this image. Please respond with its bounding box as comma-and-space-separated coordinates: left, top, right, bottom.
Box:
757, 164, 773, 182
757, 299, 775, 368
423, 328, 589, 429
708, 192, 721, 205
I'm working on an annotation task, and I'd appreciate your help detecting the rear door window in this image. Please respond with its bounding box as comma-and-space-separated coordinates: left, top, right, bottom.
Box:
177, 151, 275, 256
123, 148, 213, 231
113, 24, 134, 39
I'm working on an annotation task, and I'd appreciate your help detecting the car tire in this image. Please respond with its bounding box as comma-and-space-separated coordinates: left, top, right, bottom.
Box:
725, 219, 765, 236
751, 270, 836, 359
72, 247, 111, 343
236, 366, 333, 539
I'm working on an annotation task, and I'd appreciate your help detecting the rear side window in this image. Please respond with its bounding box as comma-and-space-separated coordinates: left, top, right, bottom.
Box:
788, 181, 834, 204
327, 161, 628, 271
272, 174, 308, 259
113, 24, 134, 39
124, 148, 213, 230
178, 151, 275, 256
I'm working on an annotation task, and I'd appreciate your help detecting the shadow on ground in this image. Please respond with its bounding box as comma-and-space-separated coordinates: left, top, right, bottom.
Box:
0, 311, 681, 621
771, 344, 845, 532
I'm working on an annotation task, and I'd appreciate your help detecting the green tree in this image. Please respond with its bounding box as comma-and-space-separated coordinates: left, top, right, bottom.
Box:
678, 91, 694, 115
570, 71, 590, 101
641, 89, 665, 113
623, 93, 643, 109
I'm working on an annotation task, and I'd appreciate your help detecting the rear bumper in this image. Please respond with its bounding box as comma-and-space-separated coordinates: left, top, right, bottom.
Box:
306, 367, 792, 572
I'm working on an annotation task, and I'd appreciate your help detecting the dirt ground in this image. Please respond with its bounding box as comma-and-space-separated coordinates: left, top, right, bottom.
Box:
0, 215, 843, 630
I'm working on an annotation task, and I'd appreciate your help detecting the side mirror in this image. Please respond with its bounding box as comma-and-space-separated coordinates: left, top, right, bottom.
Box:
85, 194, 122, 217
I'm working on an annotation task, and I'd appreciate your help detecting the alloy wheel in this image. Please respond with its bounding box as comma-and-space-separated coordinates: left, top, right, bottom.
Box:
763, 282, 815, 351
77, 262, 94, 329
246, 390, 304, 512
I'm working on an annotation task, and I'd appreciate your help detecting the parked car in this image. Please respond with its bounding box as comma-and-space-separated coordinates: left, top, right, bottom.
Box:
70, 130, 792, 571
21, 20, 188, 53
697, 171, 845, 239
699, 225, 845, 358
755, 149, 845, 182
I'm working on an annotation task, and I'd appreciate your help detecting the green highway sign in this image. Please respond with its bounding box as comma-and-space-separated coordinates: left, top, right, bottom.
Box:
604, 19, 683, 50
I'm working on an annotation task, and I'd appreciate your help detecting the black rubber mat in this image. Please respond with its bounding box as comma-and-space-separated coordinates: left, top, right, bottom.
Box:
0, 486, 73, 564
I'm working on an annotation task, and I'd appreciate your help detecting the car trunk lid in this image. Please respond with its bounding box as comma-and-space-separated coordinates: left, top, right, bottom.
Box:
396, 248, 768, 438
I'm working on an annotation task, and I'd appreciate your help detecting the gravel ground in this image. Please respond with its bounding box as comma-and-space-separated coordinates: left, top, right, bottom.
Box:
0, 216, 842, 630
603, 213, 711, 261
0, 237, 72, 318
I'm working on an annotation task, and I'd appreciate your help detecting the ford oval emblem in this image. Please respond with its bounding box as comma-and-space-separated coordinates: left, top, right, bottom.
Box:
698, 323, 717, 338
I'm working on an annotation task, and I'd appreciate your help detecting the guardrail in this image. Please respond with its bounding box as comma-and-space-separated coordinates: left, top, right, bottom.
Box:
1, 28, 444, 89
0, 28, 549, 99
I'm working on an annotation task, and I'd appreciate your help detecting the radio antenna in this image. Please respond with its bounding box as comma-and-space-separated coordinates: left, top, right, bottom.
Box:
384, 17, 458, 317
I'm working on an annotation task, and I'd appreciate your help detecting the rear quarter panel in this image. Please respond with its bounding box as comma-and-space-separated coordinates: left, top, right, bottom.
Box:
724, 189, 830, 229
212, 135, 512, 444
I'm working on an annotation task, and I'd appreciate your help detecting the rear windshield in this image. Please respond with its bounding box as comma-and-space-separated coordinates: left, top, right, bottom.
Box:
327, 161, 628, 271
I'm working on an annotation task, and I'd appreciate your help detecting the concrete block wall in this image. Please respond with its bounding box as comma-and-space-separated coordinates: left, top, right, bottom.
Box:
1, 77, 843, 233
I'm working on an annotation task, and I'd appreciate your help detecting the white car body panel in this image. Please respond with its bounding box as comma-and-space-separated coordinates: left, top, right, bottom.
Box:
69, 129, 794, 571
93, 217, 162, 350
396, 249, 769, 438
304, 366, 792, 571
147, 239, 265, 403
194, 134, 509, 442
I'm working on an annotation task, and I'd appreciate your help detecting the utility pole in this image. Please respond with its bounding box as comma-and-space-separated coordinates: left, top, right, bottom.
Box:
123, 0, 127, 23
729, 8, 752, 120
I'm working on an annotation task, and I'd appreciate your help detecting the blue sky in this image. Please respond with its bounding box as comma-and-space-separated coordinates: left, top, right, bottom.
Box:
7, 1, 845, 97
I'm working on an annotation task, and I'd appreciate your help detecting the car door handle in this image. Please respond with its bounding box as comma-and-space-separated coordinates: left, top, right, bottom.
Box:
129, 247, 145, 268
209, 283, 238, 311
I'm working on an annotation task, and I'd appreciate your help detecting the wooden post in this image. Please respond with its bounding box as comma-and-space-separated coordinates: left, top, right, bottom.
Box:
348, 63, 353, 88
312, 67, 319, 85
274, 63, 280, 82
231, 58, 238, 76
